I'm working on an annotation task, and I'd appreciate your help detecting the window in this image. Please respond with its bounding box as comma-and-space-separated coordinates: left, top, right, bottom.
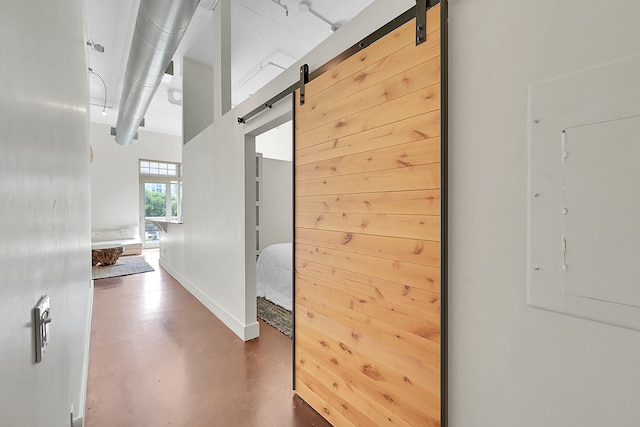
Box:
140, 160, 180, 177
140, 159, 183, 247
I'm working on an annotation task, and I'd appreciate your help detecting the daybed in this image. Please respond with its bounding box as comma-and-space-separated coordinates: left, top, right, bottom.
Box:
91, 227, 143, 256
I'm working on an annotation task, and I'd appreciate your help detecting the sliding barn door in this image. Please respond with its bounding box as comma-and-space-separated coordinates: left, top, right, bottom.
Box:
294, 4, 443, 426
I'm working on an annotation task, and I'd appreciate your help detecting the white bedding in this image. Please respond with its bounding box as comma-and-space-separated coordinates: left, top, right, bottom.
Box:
256, 243, 292, 311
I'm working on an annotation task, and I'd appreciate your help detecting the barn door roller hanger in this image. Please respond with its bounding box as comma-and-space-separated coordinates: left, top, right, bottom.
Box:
299, 64, 309, 106
416, 0, 427, 45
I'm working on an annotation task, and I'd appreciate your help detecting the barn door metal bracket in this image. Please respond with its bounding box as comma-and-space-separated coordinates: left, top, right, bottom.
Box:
299, 64, 309, 105
416, 0, 427, 45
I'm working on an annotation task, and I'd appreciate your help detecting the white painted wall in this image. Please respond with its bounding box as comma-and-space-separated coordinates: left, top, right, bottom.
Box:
0, 1, 92, 426
448, 1, 640, 425
255, 121, 292, 161
259, 158, 292, 250
90, 123, 182, 232
167, 118, 259, 340
256, 122, 293, 250
183, 58, 214, 144
159, 223, 185, 273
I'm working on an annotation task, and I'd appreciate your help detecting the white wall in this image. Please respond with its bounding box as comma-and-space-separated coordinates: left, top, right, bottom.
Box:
183, 58, 214, 144
169, 117, 258, 339
90, 123, 182, 231
256, 122, 293, 250
259, 158, 292, 250
0, 1, 92, 426
255, 121, 292, 161
448, 1, 640, 425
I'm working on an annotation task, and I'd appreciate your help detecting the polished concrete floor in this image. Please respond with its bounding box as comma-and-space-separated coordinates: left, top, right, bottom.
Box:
85, 249, 330, 427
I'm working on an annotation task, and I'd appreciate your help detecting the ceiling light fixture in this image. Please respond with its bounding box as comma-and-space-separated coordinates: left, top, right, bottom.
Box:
88, 68, 108, 116
167, 90, 182, 106
86, 39, 105, 53
298, 1, 340, 33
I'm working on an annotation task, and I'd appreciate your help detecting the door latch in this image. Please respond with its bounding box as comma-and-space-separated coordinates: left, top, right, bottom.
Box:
34, 296, 52, 363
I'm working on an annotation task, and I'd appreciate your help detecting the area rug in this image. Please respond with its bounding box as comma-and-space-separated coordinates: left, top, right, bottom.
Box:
257, 297, 292, 338
92, 256, 154, 280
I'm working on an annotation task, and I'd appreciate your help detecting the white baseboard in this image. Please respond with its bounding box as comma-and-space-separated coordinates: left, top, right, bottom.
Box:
159, 259, 260, 341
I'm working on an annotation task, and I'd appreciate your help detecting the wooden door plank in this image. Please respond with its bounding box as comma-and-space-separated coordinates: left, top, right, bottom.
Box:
297, 32, 440, 123
299, 4, 440, 112
297, 286, 439, 351
296, 352, 415, 427
300, 318, 440, 408
297, 58, 441, 134
296, 298, 440, 373
296, 348, 438, 427
296, 343, 441, 427
296, 305, 441, 419
296, 138, 440, 181
296, 84, 440, 151
295, 243, 440, 293
296, 112, 440, 166
295, 362, 370, 427
295, 211, 440, 241
297, 273, 440, 338
295, 163, 440, 196
296, 189, 440, 215
295, 381, 357, 427
295, 258, 440, 317
295, 227, 440, 267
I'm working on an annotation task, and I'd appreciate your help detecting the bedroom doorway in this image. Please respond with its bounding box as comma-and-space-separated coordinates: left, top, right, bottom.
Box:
253, 121, 294, 338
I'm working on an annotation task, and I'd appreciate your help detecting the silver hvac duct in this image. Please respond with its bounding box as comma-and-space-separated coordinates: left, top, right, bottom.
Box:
115, 0, 200, 145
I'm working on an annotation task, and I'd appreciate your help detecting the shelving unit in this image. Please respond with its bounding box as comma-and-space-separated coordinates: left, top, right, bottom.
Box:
255, 152, 263, 257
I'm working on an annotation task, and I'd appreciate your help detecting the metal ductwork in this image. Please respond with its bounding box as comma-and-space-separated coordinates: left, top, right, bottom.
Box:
115, 0, 200, 145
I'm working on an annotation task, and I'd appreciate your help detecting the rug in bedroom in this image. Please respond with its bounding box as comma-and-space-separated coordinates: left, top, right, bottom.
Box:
257, 297, 292, 338
92, 256, 154, 280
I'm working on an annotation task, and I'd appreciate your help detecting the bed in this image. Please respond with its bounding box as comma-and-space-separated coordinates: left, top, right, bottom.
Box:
256, 243, 293, 311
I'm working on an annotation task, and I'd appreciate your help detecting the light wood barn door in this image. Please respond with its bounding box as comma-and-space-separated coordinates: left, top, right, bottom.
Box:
293, 4, 443, 427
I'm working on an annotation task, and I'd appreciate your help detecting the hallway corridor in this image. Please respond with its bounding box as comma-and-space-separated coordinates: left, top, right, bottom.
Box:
85, 250, 329, 427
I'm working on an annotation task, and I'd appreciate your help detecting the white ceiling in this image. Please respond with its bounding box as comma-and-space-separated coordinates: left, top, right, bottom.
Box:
85, 0, 374, 137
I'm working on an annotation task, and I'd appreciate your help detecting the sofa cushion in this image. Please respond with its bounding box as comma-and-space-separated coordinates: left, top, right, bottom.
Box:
92, 227, 141, 242
91, 227, 143, 256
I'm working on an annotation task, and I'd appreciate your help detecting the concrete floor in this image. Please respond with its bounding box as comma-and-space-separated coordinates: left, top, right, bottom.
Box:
85, 249, 330, 427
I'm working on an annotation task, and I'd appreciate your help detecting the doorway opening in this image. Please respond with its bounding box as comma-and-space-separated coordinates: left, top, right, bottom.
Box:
254, 121, 294, 336
244, 111, 294, 341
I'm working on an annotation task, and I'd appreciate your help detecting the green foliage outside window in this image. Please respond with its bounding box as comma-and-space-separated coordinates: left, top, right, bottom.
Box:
145, 189, 177, 217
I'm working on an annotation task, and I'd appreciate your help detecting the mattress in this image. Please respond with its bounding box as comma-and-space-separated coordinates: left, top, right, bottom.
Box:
256, 243, 292, 311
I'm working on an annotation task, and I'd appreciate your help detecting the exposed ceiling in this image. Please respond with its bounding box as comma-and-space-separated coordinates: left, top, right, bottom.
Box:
85, 0, 374, 137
